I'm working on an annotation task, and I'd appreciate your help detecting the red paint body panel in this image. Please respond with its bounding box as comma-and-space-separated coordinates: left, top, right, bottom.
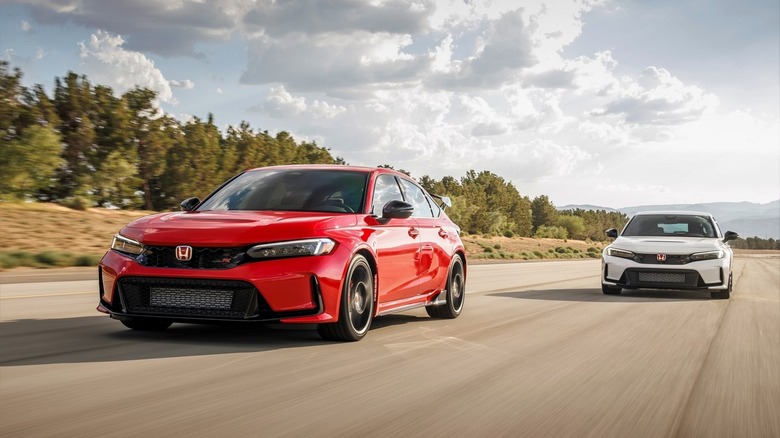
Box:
97, 165, 466, 331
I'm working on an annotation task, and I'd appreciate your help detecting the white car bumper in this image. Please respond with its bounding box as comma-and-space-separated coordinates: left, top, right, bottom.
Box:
602, 256, 730, 290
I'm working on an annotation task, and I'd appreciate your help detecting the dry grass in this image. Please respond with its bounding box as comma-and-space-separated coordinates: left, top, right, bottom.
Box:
461, 235, 604, 262
0, 202, 605, 268
0, 202, 152, 257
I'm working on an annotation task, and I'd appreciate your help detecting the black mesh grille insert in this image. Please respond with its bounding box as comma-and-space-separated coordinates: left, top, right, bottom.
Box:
136, 246, 248, 269
623, 269, 701, 288
118, 277, 262, 319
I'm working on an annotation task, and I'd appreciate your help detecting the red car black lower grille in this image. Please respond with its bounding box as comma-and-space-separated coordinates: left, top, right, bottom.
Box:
117, 277, 263, 319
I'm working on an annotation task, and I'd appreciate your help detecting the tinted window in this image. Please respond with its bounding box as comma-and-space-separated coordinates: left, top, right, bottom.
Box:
400, 178, 434, 218
623, 214, 717, 238
197, 169, 367, 213
371, 174, 404, 215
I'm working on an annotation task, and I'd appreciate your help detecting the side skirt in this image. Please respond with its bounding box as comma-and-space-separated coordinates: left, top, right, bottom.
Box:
375, 290, 445, 317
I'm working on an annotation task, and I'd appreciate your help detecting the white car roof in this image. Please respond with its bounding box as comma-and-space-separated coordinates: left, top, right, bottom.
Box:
632, 211, 714, 217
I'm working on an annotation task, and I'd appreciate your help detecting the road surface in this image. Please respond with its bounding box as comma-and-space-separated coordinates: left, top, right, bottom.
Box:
1, 256, 778, 438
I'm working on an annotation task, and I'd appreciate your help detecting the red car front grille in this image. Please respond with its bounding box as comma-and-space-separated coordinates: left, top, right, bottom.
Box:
137, 246, 248, 269
117, 277, 262, 319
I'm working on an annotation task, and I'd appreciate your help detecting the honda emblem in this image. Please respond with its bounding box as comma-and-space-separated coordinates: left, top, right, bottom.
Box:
656, 253, 667, 262
176, 245, 193, 261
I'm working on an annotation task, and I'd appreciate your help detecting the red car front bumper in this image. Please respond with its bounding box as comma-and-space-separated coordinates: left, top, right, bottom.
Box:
97, 248, 351, 324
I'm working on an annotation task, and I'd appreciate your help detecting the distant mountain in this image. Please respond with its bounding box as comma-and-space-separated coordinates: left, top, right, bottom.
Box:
558, 200, 779, 239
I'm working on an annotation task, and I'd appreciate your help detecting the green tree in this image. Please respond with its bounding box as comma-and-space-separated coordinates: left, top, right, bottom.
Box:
53, 72, 96, 201
160, 115, 222, 203
0, 61, 24, 143
92, 150, 140, 206
0, 125, 63, 198
556, 215, 587, 240
124, 88, 178, 209
531, 195, 558, 231
560, 209, 629, 241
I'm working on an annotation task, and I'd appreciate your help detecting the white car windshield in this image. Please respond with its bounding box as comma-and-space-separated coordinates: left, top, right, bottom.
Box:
622, 214, 717, 238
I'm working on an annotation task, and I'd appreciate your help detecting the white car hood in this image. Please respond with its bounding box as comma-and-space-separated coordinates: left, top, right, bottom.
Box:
610, 236, 723, 254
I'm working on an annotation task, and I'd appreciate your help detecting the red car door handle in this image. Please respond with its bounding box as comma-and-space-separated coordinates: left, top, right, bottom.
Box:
408, 228, 420, 238
438, 228, 448, 238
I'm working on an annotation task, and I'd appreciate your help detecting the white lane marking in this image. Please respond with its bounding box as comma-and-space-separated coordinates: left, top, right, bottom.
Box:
0, 291, 94, 300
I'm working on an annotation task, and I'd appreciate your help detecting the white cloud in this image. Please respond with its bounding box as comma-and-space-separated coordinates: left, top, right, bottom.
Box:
78, 30, 175, 104
241, 32, 430, 92
170, 79, 195, 89
263, 86, 307, 117
21, 20, 32, 32
17, 0, 243, 57
243, 0, 432, 37
309, 100, 347, 119
427, 8, 536, 90
593, 67, 719, 125
2, 49, 16, 61
259, 86, 346, 119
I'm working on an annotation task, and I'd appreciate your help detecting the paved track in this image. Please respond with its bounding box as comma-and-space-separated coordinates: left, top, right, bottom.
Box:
1, 256, 778, 438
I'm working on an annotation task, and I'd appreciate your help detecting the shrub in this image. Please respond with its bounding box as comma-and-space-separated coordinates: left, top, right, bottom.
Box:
8, 251, 35, 267
34, 251, 74, 267
60, 196, 92, 211
534, 225, 568, 239
75, 255, 102, 266
0, 252, 20, 269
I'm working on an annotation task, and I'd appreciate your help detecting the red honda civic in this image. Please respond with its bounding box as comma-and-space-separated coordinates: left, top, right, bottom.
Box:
97, 165, 466, 341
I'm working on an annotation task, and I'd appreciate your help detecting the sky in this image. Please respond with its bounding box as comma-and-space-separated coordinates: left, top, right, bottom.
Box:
1, 0, 778, 208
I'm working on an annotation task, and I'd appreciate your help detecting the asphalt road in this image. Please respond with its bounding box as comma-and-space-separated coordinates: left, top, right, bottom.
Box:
1, 256, 778, 438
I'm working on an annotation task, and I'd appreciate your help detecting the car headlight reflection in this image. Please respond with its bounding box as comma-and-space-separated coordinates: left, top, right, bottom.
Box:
689, 250, 725, 261
247, 238, 336, 259
111, 234, 144, 255
606, 247, 635, 260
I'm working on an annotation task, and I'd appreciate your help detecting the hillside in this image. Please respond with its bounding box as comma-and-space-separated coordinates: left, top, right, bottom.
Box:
0, 202, 602, 269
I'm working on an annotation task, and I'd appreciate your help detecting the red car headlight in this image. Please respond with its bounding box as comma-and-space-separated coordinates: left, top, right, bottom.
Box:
247, 238, 336, 259
110, 234, 144, 255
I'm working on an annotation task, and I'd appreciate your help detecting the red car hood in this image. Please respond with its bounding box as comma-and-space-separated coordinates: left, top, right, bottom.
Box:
121, 211, 358, 246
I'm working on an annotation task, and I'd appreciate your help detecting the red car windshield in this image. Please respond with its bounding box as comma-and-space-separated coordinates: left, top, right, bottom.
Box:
197, 169, 368, 213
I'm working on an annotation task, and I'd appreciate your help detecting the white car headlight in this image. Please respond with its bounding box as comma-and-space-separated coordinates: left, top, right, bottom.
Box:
689, 250, 725, 261
111, 234, 144, 255
247, 238, 336, 259
606, 247, 635, 260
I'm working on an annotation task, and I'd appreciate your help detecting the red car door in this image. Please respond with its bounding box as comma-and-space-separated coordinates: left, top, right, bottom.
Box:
398, 178, 448, 295
369, 174, 421, 307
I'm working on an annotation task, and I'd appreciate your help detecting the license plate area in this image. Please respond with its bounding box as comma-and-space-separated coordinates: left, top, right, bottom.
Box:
150, 287, 233, 310
638, 272, 686, 283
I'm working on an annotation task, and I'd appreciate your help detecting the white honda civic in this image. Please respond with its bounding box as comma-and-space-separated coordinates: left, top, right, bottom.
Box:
602, 211, 739, 299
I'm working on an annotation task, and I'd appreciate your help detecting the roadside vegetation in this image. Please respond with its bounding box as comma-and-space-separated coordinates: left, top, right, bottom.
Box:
0, 202, 607, 270
2, 63, 773, 270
